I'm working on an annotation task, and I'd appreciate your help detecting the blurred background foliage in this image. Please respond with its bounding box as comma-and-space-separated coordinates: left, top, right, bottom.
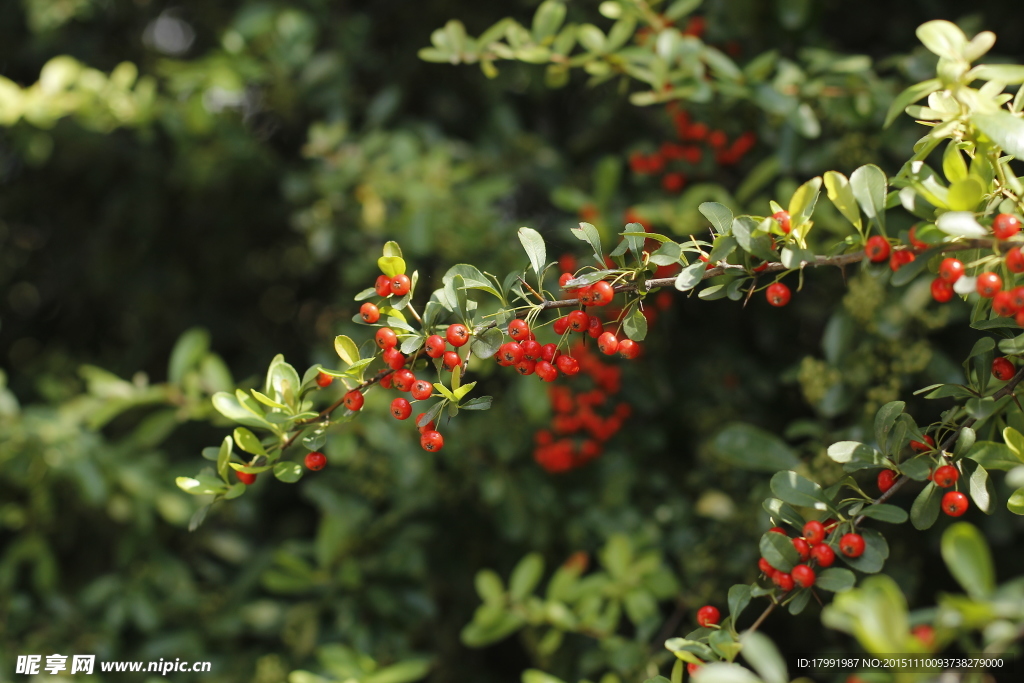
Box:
2, 1, 1024, 682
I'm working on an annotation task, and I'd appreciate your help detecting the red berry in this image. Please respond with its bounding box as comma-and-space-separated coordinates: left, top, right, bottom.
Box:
420, 430, 444, 452
390, 397, 412, 420
425, 335, 446, 358
811, 544, 835, 568
890, 250, 915, 271
559, 272, 575, 290
316, 371, 334, 388
304, 451, 327, 471
911, 624, 935, 649
556, 355, 580, 376
758, 557, 775, 575
497, 342, 525, 366
567, 310, 589, 332
597, 332, 619, 355
878, 469, 897, 493
931, 277, 955, 303
515, 359, 536, 375
586, 315, 604, 339
540, 343, 559, 363
446, 323, 470, 347
773, 210, 791, 234
343, 390, 364, 412
536, 360, 559, 382
236, 470, 257, 485
941, 490, 969, 517
768, 526, 787, 535
618, 339, 640, 359
374, 274, 392, 297
521, 339, 542, 361
696, 605, 720, 628
590, 280, 615, 306
933, 465, 959, 488
766, 282, 791, 307
442, 351, 461, 370
578, 286, 594, 306
993, 213, 1021, 240
993, 290, 1018, 317
379, 373, 393, 389
802, 520, 825, 545
865, 235, 891, 263
375, 327, 398, 349
1008, 247, 1024, 273
508, 319, 530, 341
393, 369, 416, 392
938, 258, 964, 283
839, 533, 866, 558
911, 435, 935, 453
908, 225, 929, 250
383, 347, 405, 370
791, 564, 816, 588
773, 571, 794, 592
687, 663, 702, 677
415, 413, 435, 434
1011, 287, 1024, 310
360, 302, 381, 323
553, 316, 570, 335
390, 274, 411, 296
411, 380, 433, 401
977, 272, 1003, 298
792, 538, 811, 561
993, 356, 1015, 381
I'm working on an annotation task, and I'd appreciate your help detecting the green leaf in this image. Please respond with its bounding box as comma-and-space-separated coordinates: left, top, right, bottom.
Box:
850, 165, 888, 232
453, 380, 477, 402
1008, 487, 1024, 514
884, 79, 942, 128
859, 504, 908, 524
518, 227, 547, 279
1003, 427, 1024, 460
476, 569, 504, 602
788, 176, 822, 227
759, 531, 799, 573
571, 222, 605, 264
176, 474, 228, 496
728, 584, 751, 625
522, 671, 568, 683
461, 396, 493, 411
936, 210, 987, 237
967, 440, 1022, 470
947, 177, 984, 211
739, 630, 787, 683
334, 335, 360, 365
233, 427, 266, 456
942, 142, 969, 182
378, 255, 407, 278
971, 64, 1024, 84
675, 261, 708, 291
471, 327, 504, 360
689, 662, 762, 683
699, 202, 734, 234
273, 461, 303, 483
531, 0, 566, 41
211, 391, 270, 430
916, 20, 967, 60
911, 482, 942, 530
822, 575, 908, 656
651, 241, 683, 266
974, 111, 1024, 159
363, 659, 432, 683
941, 522, 995, 599
873, 401, 905, 453
962, 459, 994, 514
770, 471, 830, 509
763, 498, 805, 529
168, 327, 210, 384
780, 246, 814, 269
815, 567, 856, 592
623, 308, 648, 341
712, 423, 801, 471
216, 435, 232, 483
732, 216, 775, 261
891, 247, 938, 286
827, 441, 878, 464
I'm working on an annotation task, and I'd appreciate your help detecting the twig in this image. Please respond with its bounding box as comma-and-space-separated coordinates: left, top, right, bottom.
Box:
519, 277, 547, 304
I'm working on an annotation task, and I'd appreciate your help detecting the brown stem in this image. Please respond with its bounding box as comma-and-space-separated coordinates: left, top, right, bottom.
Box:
747, 602, 777, 634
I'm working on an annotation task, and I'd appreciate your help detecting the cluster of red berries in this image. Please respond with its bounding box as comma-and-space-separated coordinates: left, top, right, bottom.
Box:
875, 436, 969, 515
864, 234, 917, 271
930, 214, 1022, 305
757, 520, 857, 592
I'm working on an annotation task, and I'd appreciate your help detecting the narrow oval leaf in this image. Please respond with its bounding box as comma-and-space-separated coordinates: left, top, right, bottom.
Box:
941, 522, 995, 599
518, 227, 547, 278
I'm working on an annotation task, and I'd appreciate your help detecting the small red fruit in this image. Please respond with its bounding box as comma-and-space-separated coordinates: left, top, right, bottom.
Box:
305, 451, 327, 471
343, 390, 364, 412
909, 225, 930, 250
391, 397, 412, 420
597, 332, 619, 355
933, 465, 959, 488
556, 355, 580, 376
415, 413, 435, 434
411, 380, 433, 401
383, 347, 405, 370
1010, 287, 1024, 310
424, 335, 446, 358
696, 605, 720, 628
839, 533, 866, 558
911, 624, 935, 648
446, 323, 470, 347
360, 302, 381, 323
792, 537, 811, 561
586, 315, 604, 339
931, 278, 955, 303
508, 319, 530, 341
379, 373, 393, 389
375, 327, 398, 349
590, 280, 615, 306
374, 274, 392, 297
497, 342, 525, 366
977, 272, 1003, 298
618, 339, 640, 359
553, 316, 570, 335
393, 369, 416, 392
877, 469, 897, 493
802, 520, 825, 545
521, 339, 542, 360
758, 557, 776, 575
390, 274, 411, 296
938, 258, 964, 283
687, 663, 702, 677
536, 360, 559, 382
236, 470, 257, 485
773, 210, 791, 234
768, 526, 787, 535
578, 286, 594, 306
890, 250, 915, 271
993, 213, 1021, 240
420, 430, 444, 452
766, 282, 791, 307
515, 359, 536, 375
941, 490, 969, 517
865, 235, 891, 263
911, 435, 935, 453
559, 272, 575, 290
540, 343, 559, 362
442, 351, 461, 371
993, 290, 1019, 317
791, 564, 816, 588
993, 356, 1016, 381
773, 572, 795, 592
316, 371, 334, 388
1007, 247, 1024, 273
567, 310, 589, 332
811, 544, 835, 568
